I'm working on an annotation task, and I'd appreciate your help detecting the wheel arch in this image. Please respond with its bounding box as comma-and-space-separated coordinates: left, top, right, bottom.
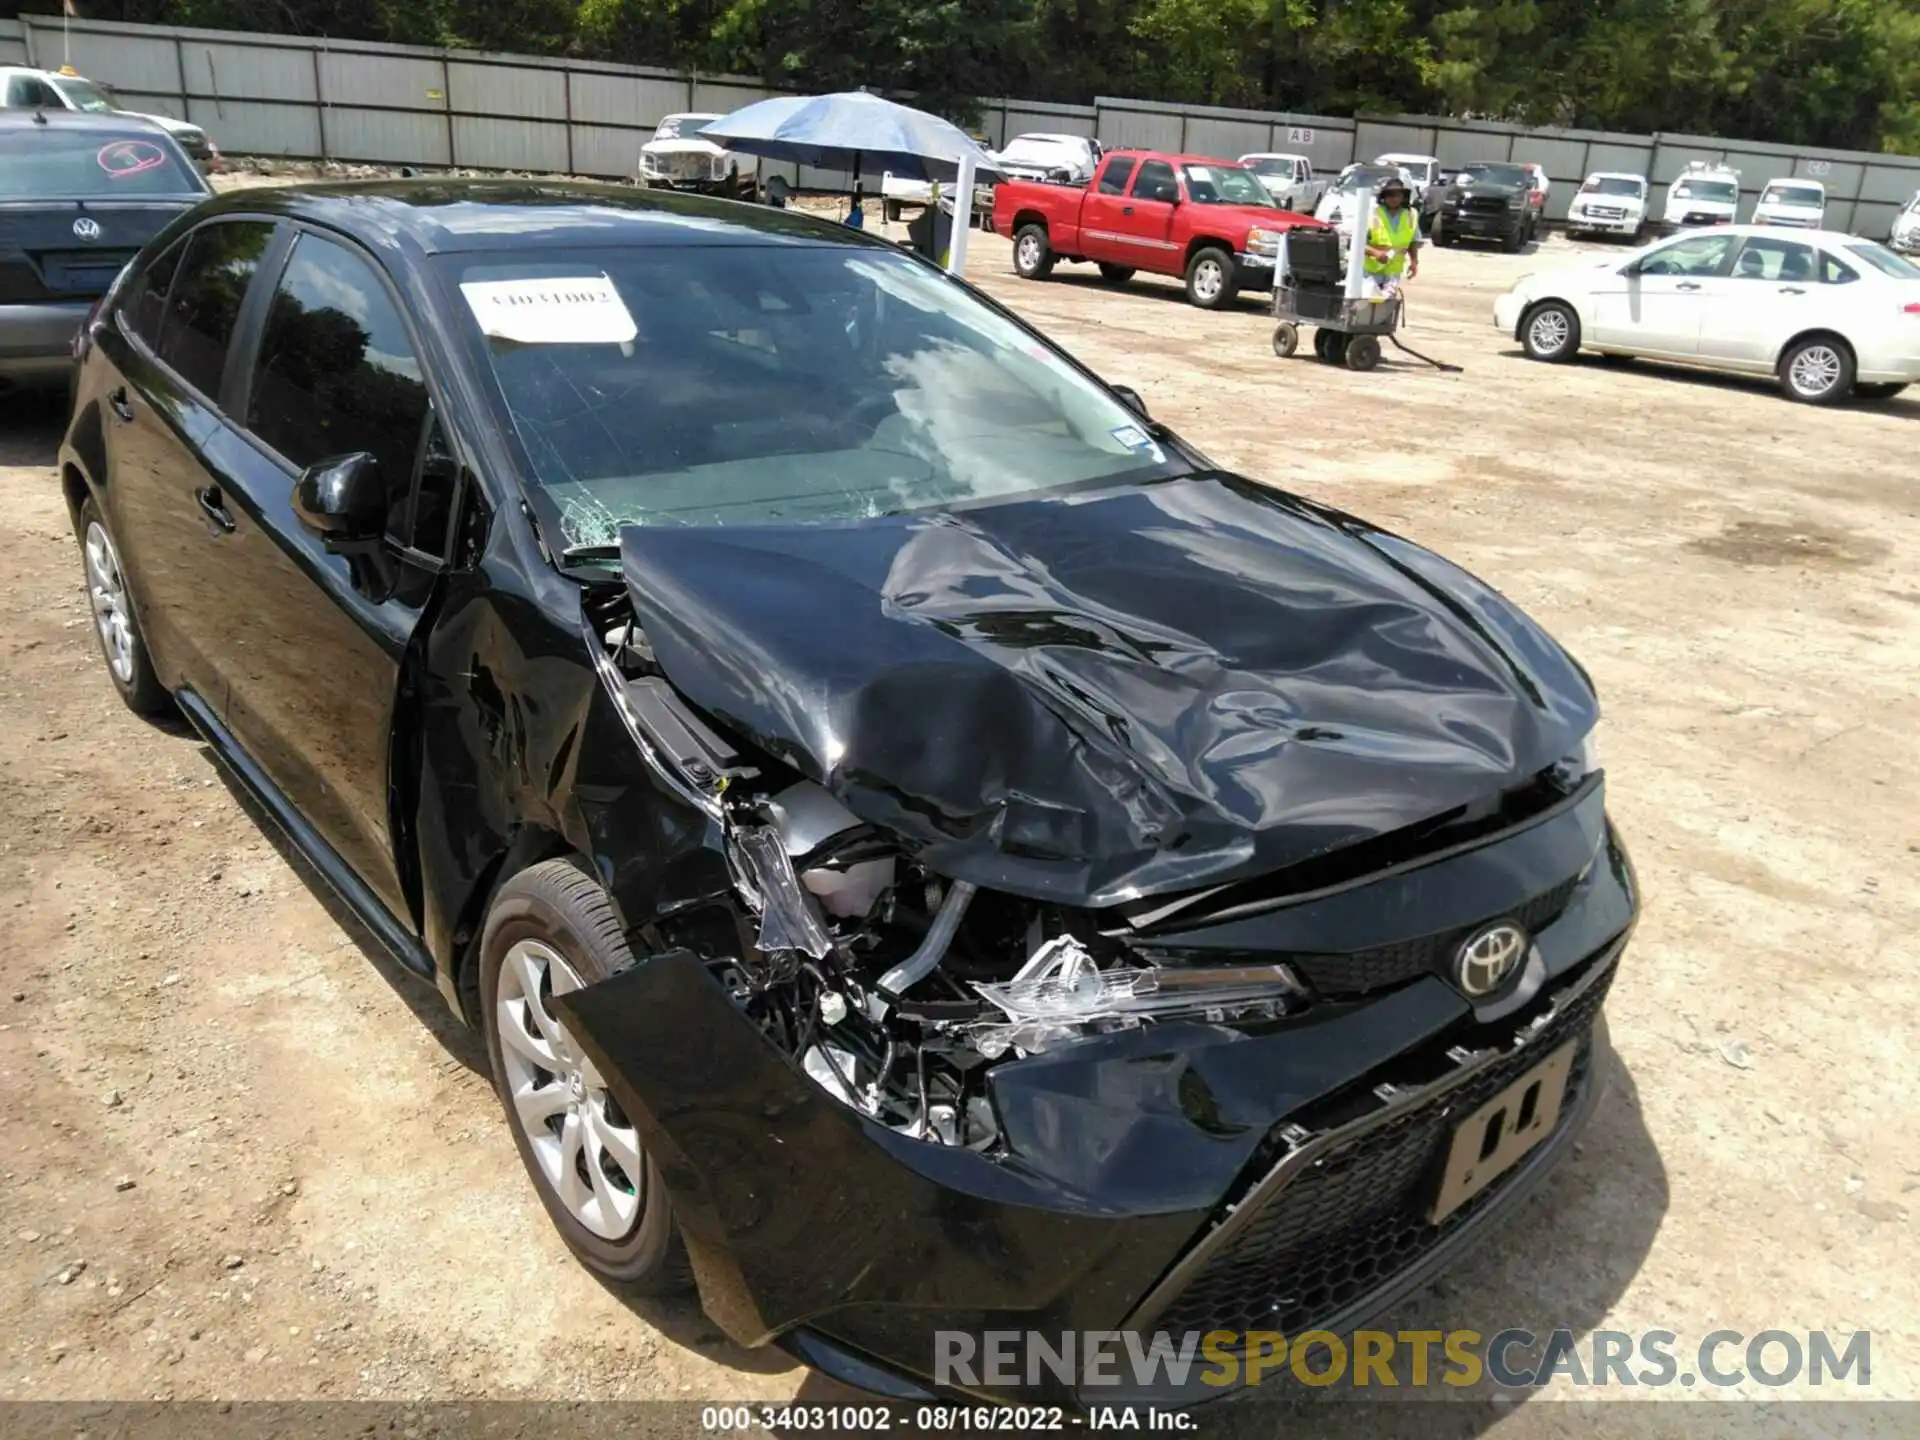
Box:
1183, 233, 1235, 268
1774, 327, 1856, 372
1011, 210, 1049, 238
1516, 294, 1584, 344
448, 823, 580, 1025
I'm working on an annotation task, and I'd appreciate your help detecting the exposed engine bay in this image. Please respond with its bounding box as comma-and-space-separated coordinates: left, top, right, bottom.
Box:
591, 605, 1303, 1150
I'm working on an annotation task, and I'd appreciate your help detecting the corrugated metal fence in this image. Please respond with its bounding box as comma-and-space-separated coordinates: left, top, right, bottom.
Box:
7, 14, 1919, 236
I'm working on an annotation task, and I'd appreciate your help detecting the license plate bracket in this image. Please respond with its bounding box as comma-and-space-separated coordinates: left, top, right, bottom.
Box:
1429, 1041, 1577, 1224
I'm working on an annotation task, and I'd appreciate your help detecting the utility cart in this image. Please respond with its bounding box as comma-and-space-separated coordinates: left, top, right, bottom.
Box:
1269, 225, 1401, 371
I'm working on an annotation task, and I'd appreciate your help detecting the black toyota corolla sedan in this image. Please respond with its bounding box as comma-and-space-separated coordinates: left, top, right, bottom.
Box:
60, 181, 1636, 1407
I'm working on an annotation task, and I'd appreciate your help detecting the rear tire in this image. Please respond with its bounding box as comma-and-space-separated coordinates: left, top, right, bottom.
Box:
1854, 381, 1907, 401
75, 496, 170, 718
1778, 336, 1854, 405
1013, 224, 1055, 280
1520, 300, 1580, 362
1184, 246, 1239, 309
1504, 223, 1528, 253
1097, 263, 1136, 285
480, 859, 693, 1296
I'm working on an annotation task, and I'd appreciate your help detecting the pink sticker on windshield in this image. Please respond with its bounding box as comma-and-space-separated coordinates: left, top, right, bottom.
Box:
97, 139, 168, 179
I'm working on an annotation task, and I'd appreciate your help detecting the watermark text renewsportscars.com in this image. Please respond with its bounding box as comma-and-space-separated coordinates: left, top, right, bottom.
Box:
934, 1328, 1872, 1390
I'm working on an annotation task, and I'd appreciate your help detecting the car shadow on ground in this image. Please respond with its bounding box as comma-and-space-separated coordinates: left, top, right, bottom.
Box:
192, 741, 491, 1076
192, 739, 803, 1379
0, 387, 71, 465
787, 1033, 1668, 1431
1499, 347, 1918, 414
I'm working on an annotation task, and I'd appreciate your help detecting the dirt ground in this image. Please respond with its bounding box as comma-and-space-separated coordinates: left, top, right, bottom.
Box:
2, 191, 1917, 1430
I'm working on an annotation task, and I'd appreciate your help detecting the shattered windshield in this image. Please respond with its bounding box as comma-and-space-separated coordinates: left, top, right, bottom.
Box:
447, 244, 1188, 548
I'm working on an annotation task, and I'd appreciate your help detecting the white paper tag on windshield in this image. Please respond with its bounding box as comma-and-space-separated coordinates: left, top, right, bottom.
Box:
1187, 166, 1214, 183
460, 274, 637, 345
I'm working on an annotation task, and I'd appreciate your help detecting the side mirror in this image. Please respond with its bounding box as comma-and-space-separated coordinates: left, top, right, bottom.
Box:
293, 452, 385, 541
1111, 385, 1149, 418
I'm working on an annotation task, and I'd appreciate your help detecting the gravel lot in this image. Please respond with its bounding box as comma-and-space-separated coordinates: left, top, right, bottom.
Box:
2, 192, 1916, 1427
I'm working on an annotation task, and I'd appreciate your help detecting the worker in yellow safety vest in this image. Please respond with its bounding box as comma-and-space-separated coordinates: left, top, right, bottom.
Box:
1364, 175, 1421, 285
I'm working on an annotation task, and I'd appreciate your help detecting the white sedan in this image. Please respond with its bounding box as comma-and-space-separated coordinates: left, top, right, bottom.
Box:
1494, 225, 1920, 404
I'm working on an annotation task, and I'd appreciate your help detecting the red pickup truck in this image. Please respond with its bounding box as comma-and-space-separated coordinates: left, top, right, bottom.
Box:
991, 149, 1327, 309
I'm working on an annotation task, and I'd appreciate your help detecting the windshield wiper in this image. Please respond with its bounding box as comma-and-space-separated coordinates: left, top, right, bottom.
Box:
560, 543, 623, 566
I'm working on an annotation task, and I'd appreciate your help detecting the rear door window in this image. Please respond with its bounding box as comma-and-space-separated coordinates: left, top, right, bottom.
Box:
119, 236, 188, 351
1097, 157, 1136, 195
156, 221, 274, 399
245, 231, 430, 536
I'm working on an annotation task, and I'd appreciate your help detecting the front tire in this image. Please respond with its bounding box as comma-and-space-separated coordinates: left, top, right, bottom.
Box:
1521, 300, 1580, 362
1012, 224, 1055, 280
480, 859, 692, 1294
1184, 246, 1239, 309
1778, 336, 1855, 405
75, 496, 169, 717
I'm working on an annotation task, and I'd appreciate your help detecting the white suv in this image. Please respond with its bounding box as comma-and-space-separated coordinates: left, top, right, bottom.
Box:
1753, 178, 1827, 230
1889, 191, 1919, 254
1566, 172, 1649, 240
1662, 163, 1741, 230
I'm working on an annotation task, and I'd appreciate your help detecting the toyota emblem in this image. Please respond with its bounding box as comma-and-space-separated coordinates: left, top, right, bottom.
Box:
72, 216, 102, 242
1454, 922, 1527, 997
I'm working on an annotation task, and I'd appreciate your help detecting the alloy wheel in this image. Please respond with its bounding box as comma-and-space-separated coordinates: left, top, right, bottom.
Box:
1192, 258, 1224, 303
1528, 308, 1572, 357
1788, 345, 1842, 399
1016, 234, 1040, 270
84, 520, 136, 686
495, 939, 643, 1241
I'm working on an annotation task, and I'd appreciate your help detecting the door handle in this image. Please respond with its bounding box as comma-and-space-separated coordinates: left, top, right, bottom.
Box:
194, 485, 235, 534
1122, 205, 1134, 216
1675, 281, 1702, 291
107, 387, 135, 423
1779, 286, 1806, 294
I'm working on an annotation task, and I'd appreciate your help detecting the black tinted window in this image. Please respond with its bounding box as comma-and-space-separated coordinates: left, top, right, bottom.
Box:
246, 233, 429, 534
1133, 159, 1176, 202
157, 222, 272, 399
6, 75, 62, 108
121, 236, 187, 350
1098, 156, 1136, 195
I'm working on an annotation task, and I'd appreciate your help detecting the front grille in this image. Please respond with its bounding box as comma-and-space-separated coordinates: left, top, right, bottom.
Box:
1289, 874, 1579, 998
1151, 959, 1613, 1340
1462, 197, 1511, 215
1584, 206, 1626, 220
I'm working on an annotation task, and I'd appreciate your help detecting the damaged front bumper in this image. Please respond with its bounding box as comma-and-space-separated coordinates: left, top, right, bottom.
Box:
552, 779, 1637, 1408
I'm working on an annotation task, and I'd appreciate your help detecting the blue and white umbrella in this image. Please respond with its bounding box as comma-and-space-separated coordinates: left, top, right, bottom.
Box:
700, 90, 1001, 184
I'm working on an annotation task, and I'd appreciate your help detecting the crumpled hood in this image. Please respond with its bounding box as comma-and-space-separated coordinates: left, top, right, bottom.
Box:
642, 137, 726, 157
618, 474, 1597, 907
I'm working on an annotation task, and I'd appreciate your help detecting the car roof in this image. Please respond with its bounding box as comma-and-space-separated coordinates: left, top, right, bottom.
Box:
0, 107, 169, 136
1586, 171, 1647, 180
1375, 152, 1438, 162
1006, 133, 1087, 144
1104, 149, 1249, 167
190, 179, 903, 258
1659, 223, 1862, 243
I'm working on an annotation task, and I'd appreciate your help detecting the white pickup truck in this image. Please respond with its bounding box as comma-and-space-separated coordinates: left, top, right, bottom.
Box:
1238, 153, 1327, 213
